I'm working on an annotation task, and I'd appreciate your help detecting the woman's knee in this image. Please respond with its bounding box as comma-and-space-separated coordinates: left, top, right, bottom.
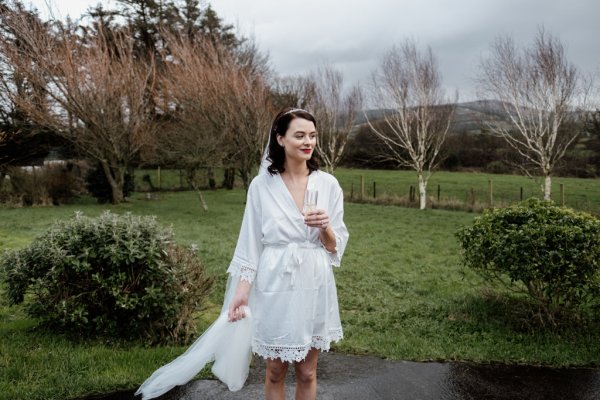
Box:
266, 360, 289, 384
295, 364, 317, 385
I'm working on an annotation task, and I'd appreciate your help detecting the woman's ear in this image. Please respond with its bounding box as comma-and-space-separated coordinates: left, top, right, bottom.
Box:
276, 134, 284, 147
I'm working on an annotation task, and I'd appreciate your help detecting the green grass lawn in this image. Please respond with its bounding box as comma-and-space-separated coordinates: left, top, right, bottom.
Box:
1, 179, 600, 399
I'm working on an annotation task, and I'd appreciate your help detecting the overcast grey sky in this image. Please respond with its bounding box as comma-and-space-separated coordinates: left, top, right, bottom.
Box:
27, 0, 600, 101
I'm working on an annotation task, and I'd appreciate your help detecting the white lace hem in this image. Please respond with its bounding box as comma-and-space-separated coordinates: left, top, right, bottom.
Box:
227, 255, 257, 284
252, 328, 343, 363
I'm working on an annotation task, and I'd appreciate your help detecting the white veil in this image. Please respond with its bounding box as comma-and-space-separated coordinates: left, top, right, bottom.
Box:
134, 160, 270, 398
134, 277, 254, 399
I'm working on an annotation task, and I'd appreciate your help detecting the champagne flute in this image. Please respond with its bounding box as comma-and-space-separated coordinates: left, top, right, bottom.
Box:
303, 189, 318, 241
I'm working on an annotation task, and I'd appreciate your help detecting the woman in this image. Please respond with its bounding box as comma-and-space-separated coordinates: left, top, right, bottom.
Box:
135, 108, 348, 400
227, 107, 349, 399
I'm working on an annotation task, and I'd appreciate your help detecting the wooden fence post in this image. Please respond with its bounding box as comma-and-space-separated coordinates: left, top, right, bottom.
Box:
520, 187, 523, 201
437, 184, 441, 202
373, 181, 376, 199
157, 166, 161, 190
360, 175, 365, 200
350, 182, 354, 200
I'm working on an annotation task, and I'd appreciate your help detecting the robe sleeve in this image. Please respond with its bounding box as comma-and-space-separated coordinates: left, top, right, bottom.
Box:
323, 181, 349, 267
227, 179, 263, 284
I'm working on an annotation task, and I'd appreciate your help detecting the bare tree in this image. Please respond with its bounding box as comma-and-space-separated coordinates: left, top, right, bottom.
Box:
158, 34, 228, 210
0, 2, 52, 180
367, 40, 455, 210
0, 9, 157, 204
215, 40, 274, 189
307, 65, 362, 174
478, 29, 588, 200
160, 35, 273, 194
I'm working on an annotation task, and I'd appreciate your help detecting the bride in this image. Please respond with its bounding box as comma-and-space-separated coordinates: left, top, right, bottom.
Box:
136, 107, 349, 400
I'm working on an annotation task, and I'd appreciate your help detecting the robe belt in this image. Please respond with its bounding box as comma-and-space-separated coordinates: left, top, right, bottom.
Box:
263, 241, 320, 286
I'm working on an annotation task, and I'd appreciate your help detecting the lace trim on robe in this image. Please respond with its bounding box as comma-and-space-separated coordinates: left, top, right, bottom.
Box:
226, 255, 257, 284
320, 228, 344, 267
252, 328, 343, 363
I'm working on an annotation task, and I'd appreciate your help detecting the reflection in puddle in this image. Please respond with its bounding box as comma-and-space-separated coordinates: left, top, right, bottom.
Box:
445, 363, 600, 400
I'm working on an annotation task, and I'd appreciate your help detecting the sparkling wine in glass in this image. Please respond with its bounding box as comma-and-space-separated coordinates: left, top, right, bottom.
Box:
303, 189, 318, 215
303, 189, 318, 240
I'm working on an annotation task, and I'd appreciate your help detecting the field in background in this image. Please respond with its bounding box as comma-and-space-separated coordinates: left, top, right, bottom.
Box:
135, 167, 600, 214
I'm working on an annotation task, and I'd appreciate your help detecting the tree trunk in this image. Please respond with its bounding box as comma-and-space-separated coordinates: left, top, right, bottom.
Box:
101, 161, 124, 204
196, 190, 208, 212
543, 174, 552, 200
239, 167, 251, 190
222, 167, 235, 189
418, 172, 427, 210
206, 167, 216, 190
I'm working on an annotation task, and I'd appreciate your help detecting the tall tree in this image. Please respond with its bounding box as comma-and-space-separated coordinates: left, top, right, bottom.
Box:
220, 40, 274, 189
367, 40, 455, 210
307, 64, 362, 173
1, 9, 157, 204
478, 29, 588, 199
160, 34, 272, 196
0, 1, 54, 179
197, 4, 239, 48
158, 34, 228, 210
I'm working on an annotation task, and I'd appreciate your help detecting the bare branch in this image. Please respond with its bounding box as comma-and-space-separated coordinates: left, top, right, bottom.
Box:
367, 40, 455, 209
478, 28, 589, 199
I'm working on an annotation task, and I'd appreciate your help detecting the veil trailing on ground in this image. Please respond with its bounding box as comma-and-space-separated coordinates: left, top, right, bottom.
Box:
134, 276, 254, 399
134, 136, 278, 399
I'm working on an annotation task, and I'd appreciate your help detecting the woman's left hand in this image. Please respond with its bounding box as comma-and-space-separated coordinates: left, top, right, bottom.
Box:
304, 209, 330, 230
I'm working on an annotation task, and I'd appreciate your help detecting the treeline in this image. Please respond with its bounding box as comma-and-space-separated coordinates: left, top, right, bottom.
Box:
346, 114, 600, 179
0, 0, 365, 206
0, 0, 598, 210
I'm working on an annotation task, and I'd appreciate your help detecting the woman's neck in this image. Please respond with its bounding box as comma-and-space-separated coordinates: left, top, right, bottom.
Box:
283, 160, 309, 179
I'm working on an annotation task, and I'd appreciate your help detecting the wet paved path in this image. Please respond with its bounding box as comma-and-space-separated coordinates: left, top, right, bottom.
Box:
78, 352, 600, 400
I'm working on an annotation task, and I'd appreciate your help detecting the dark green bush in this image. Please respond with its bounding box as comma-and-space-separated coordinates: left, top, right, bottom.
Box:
1, 211, 213, 343
456, 198, 600, 323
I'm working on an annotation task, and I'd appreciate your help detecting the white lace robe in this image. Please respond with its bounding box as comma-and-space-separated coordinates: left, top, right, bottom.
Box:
227, 170, 349, 363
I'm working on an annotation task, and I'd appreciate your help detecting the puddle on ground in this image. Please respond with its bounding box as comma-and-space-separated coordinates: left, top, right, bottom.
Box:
444, 363, 600, 400
72, 359, 600, 400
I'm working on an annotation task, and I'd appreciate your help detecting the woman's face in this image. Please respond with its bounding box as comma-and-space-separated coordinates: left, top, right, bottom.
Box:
276, 117, 317, 163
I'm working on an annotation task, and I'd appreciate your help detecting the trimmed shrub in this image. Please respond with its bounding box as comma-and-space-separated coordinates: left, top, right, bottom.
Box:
1, 211, 213, 343
456, 198, 600, 324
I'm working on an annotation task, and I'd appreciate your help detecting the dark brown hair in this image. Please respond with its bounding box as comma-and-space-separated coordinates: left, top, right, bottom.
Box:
267, 107, 320, 175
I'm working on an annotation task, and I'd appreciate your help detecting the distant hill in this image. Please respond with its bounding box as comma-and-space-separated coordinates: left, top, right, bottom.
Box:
358, 100, 515, 134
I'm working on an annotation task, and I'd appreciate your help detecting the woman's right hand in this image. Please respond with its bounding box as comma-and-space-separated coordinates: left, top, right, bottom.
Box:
228, 280, 251, 322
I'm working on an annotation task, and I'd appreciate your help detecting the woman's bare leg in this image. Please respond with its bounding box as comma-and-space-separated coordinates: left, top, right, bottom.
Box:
265, 358, 289, 400
294, 349, 319, 400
